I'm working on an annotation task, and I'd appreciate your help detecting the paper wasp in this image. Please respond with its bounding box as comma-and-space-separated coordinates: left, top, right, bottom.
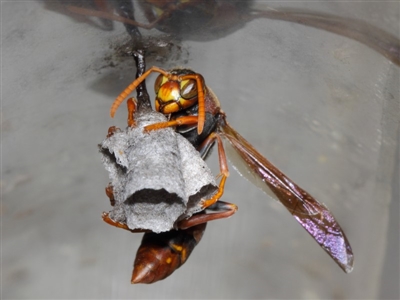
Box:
102, 51, 237, 283
108, 63, 355, 278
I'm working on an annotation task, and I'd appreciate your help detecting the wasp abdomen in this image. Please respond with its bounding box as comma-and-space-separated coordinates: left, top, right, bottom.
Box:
131, 223, 206, 284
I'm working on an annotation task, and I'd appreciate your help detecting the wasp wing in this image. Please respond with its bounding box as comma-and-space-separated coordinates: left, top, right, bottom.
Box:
218, 118, 353, 273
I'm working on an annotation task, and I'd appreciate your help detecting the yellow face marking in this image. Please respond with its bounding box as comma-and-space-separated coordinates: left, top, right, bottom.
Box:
180, 79, 190, 90
166, 257, 172, 264
161, 76, 168, 86
157, 81, 180, 103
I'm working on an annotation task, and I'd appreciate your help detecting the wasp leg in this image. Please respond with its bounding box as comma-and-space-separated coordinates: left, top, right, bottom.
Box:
144, 116, 199, 132
127, 97, 137, 127
105, 185, 115, 206
177, 201, 238, 230
106, 126, 121, 138
196, 132, 229, 210
102, 212, 149, 233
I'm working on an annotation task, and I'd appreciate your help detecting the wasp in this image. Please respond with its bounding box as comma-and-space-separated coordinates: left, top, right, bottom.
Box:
102, 50, 238, 284
108, 64, 355, 276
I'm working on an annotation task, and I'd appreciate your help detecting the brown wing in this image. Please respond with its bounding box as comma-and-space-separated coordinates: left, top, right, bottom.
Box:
218, 117, 354, 273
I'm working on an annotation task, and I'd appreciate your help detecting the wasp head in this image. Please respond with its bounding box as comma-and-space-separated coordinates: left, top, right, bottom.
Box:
154, 69, 200, 114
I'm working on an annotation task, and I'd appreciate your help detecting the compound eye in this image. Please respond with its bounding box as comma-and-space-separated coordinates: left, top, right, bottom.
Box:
180, 79, 197, 99
154, 74, 164, 93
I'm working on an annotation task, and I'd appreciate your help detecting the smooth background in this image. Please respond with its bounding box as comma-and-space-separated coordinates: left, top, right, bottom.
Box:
2, 1, 399, 299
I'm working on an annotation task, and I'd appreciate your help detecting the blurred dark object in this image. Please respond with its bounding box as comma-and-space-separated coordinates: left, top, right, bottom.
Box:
63, 0, 251, 40
137, 0, 251, 39
53, 0, 142, 42
58, 0, 399, 65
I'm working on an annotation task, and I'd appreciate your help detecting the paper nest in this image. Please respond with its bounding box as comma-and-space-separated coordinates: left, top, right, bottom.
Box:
100, 110, 218, 233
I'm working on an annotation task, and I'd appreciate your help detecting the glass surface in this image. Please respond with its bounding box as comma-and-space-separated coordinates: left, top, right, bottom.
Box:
2, 1, 399, 298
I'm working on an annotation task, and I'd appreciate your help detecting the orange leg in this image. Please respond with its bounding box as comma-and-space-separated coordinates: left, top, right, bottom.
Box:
103, 200, 237, 233
178, 201, 238, 230
105, 185, 115, 207
200, 175, 226, 210
144, 116, 198, 132
127, 98, 137, 127
197, 132, 229, 209
110, 66, 170, 118
102, 212, 149, 233
106, 126, 121, 138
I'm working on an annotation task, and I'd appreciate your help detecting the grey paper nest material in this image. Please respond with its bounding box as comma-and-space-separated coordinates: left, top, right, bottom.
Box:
100, 110, 218, 233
